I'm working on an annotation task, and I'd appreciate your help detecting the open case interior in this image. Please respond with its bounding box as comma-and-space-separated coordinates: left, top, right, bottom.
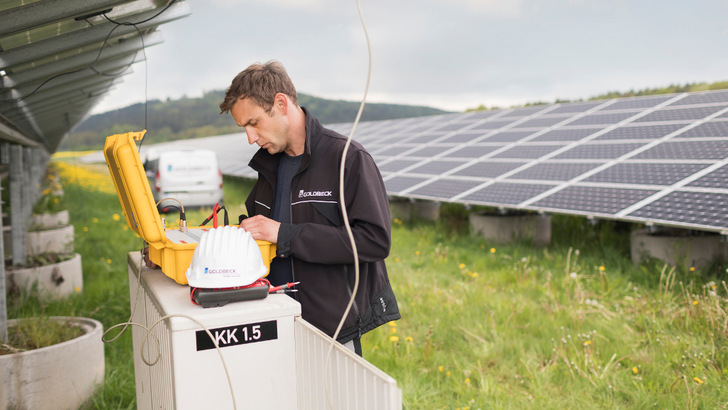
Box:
103, 130, 274, 285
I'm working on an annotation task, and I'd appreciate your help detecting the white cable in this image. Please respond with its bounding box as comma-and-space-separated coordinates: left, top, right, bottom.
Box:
105, 314, 238, 410
103, 247, 238, 409
325, 0, 372, 407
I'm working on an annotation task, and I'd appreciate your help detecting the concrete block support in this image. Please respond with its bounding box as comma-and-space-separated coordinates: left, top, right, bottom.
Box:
469, 211, 551, 246
630, 228, 728, 269
389, 199, 440, 222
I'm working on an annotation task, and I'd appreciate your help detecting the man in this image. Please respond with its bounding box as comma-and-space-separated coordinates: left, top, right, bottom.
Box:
219, 61, 399, 356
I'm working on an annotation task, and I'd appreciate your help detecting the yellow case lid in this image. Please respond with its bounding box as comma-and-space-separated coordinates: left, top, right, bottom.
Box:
103, 130, 167, 244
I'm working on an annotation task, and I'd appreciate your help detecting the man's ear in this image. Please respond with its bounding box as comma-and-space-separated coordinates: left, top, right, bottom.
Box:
274, 93, 289, 114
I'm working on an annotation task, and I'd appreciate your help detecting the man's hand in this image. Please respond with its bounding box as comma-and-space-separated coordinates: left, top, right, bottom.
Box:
142, 247, 160, 269
240, 215, 280, 243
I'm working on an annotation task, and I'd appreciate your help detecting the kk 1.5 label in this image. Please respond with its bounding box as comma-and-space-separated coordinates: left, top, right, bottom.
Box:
196, 320, 277, 351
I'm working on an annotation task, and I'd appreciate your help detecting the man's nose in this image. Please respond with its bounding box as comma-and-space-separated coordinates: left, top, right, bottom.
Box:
245, 129, 258, 145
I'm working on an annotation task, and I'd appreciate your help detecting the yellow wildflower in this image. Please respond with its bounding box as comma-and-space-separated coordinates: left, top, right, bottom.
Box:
92, 217, 99, 223
415, 250, 420, 256
690, 266, 695, 272
438, 366, 444, 372
83, 227, 88, 232
632, 367, 639, 375
458, 263, 466, 269
112, 214, 121, 221
389, 336, 399, 342
694, 377, 703, 384
583, 341, 592, 346
490, 248, 496, 253
692, 300, 699, 306
405, 336, 413, 342
464, 378, 471, 385
106, 259, 112, 264
599, 265, 605, 271
391, 327, 397, 334
388, 321, 397, 327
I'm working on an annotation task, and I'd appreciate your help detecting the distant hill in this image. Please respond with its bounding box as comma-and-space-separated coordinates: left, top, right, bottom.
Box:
62, 90, 450, 151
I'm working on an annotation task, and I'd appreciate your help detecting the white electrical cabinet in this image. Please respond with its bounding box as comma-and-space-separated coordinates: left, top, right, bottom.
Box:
127, 252, 300, 409
127, 252, 402, 410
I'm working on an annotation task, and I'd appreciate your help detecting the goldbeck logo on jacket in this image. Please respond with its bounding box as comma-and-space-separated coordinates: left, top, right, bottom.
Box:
298, 189, 333, 198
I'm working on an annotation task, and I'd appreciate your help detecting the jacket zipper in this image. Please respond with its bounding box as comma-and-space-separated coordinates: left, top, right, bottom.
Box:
288, 171, 298, 300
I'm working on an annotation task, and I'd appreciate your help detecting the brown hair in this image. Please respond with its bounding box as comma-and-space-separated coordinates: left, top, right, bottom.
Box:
219, 61, 298, 114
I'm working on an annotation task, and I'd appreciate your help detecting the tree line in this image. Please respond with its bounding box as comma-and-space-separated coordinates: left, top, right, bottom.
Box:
61, 90, 449, 151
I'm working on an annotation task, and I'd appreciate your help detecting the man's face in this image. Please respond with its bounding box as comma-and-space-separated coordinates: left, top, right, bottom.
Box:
230, 97, 288, 155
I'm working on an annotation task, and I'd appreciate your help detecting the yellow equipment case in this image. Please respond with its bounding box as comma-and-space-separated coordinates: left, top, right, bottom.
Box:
103, 130, 274, 285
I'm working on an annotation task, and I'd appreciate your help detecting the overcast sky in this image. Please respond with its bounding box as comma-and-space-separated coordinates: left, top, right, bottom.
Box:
90, 0, 728, 116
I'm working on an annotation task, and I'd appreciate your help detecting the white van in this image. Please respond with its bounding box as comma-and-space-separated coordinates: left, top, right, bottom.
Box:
144, 149, 224, 213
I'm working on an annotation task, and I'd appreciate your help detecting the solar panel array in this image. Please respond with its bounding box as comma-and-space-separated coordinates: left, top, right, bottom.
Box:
325, 90, 728, 234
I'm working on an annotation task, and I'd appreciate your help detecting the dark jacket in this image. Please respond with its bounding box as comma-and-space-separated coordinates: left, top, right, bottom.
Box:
245, 108, 400, 342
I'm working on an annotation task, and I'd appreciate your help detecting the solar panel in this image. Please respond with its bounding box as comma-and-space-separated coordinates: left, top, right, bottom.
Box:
205, 89, 728, 234
368, 89, 728, 233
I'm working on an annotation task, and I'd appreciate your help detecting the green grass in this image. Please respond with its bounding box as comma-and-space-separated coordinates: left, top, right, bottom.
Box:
9, 159, 728, 409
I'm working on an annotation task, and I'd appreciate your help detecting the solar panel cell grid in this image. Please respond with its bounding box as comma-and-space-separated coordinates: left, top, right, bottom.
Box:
627, 191, 728, 227
554, 143, 646, 160
484, 130, 536, 142
407, 160, 466, 175
548, 101, 602, 114
585, 163, 709, 185
687, 164, 728, 188
452, 161, 526, 178
492, 145, 562, 159
407, 145, 457, 157
532, 128, 601, 141
602, 95, 674, 111
384, 176, 430, 194
448, 145, 503, 158
408, 178, 484, 198
500, 106, 551, 117
440, 131, 488, 143
633, 140, 728, 160
406, 133, 449, 144
673, 121, 728, 138
433, 121, 479, 131
378, 159, 422, 172
596, 124, 688, 140
462, 182, 557, 205
510, 163, 600, 181
669, 90, 728, 106
566, 111, 637, 126
470, 120, 516, 130
516, 116, 571, 128
375, 145, 417, 156
635, 106, 725, 122
533, 186, 658, 214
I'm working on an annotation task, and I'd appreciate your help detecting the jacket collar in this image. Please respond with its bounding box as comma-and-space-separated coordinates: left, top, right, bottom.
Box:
248, 106, 318, 179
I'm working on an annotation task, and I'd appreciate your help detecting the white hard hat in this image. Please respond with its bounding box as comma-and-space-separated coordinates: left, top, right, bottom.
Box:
185, 226, 267, 289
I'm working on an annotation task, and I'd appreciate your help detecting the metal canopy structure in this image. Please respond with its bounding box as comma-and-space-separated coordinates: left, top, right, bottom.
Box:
0, 1, 190, 335
0, 0, 190, 153
322, 89, 728, 234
